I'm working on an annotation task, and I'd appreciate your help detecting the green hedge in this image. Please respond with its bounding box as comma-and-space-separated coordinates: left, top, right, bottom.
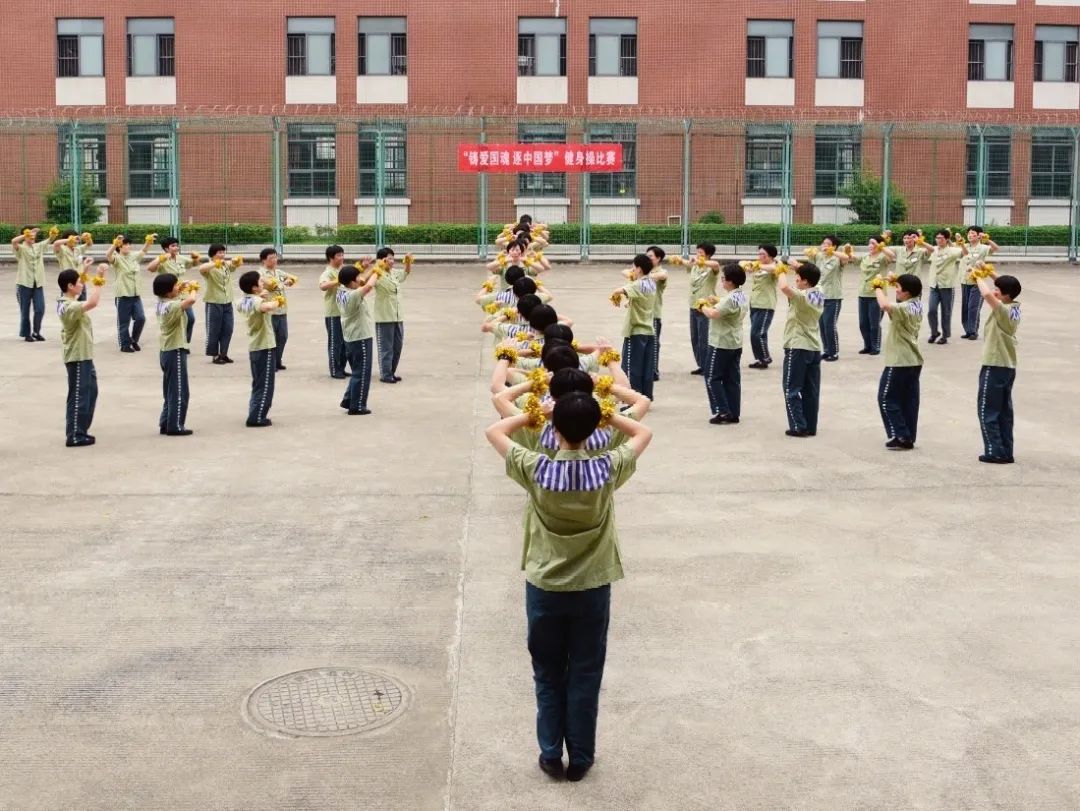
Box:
1, 222, 1073, 248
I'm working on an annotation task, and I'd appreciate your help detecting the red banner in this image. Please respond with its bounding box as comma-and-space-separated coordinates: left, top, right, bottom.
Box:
458, 143, 623, 173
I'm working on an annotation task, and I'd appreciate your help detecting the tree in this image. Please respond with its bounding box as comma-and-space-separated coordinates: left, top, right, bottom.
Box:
839, 172, 907, 226
43, 178, 102, 225
697, 210, 725, 224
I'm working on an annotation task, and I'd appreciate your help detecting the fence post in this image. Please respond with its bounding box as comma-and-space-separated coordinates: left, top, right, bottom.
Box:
880, 123, 893, 233
271, 117, 283, 253
974, 125, 987, 227
681, 119, 691, 256
478, 118, 488, 259
1070, 127, 1079, 264
786, 121, 794, 257
374, 122, 386, 249
580, 119, 590, 261
69, 122, 82, 231
169, 119, 180, 239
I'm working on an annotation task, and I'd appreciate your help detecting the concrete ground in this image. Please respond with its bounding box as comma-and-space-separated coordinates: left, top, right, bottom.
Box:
1, 261, 1078, 811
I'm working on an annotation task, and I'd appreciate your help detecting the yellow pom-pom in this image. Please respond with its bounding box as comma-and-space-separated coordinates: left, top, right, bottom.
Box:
494, 345, 519, 364
571, 339, 581, 352
609, 291, 623, 307
404, 253, 414, 266
66, 235, 78, 247
145, 232, 157, 244
535, 251, 544, 261
773, 262, 789, 277
694, 297, 710, 311
481, 280, 495, 293
230, 256, 243, 268
78, 271, 90, 283
213, 259, 224, 268
515, 330, 531, 343
498, 255, 508, 268
500, 306, 518, 321
529, 340, 543, 356
286, 274, 298, 286
353, 260, 366, 271
91, 274, 107, 287
523, 394, 546, 430
483, 302, 499, 315
21, 228, 32, 238
48, 226, 60, 239
597, 396, 618, 429
81, 232, 93, 245
112, 236, 124, 248
527, 367, 549, 395
264, 276, 279, 290
804, 247, 819, 259
870, 276, 888, 290
597, 349, 621, 367
273, 295, 286, 307
668, 255, 685, 266
594, 375, 614, 398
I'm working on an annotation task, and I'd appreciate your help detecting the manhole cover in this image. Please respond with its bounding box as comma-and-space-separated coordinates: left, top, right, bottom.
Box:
244, 667, 408, 738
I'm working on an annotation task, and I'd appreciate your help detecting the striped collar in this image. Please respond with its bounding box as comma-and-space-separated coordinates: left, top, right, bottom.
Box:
533, 452, 613, 492
539, 424, 612, 452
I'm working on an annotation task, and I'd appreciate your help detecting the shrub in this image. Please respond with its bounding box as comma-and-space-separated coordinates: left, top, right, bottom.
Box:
839, 172, 908, 226
697, 210, 725, 224
43, 178, 101, 225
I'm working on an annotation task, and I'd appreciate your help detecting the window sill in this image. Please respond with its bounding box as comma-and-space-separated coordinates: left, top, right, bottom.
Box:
125, 198, 176, 205
354, 197, 411, 205
514, 197, 571, 205
1027, 198, 1072, 206
811, 197, 852, 205
961, 198, 1014, 206
742, 198, 797, 205
284, 198, 341, 206
588, 197, 640, 205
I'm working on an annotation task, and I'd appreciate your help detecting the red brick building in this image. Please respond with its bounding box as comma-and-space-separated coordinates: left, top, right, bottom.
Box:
1, 0, 1077, 229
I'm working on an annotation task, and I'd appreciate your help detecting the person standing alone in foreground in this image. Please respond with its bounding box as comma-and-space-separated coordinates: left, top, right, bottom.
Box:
486, 393, 652, 783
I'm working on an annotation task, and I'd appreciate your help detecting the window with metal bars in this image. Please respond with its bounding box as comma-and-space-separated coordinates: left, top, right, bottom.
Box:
588, 124, 636, 197
588, 20, 637, 77
518, 124, 566, 198
288, 125, 337, 198
358, 20, 407, 76
57, 20, 104, 78
1030, 131, 1074, 199
359, 125, 407, 197
126, 20, 175, 77
57, 36, 79, 77
747, 37, 766, 78
517, 33, 566, 76
1034, 36, 1079, 82
839, 38, 862, 79
59, 127, 108, 197
745, 132, 786, 198
128, 128, 173, 199
286, 20, 335, 76
965, 130, 1011, 198
814, 128, 861, 197
968, 26, 1013, 81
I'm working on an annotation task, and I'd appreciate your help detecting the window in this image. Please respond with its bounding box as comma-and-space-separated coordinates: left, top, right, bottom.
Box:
128, 127, 173, 199
56, 19, 104, 78
518, 124, 566, 197
287, 18, 335, 76
359, 124, 407, 197
588, 124, 636, 197
1031, 129, 1074, 198
1035, 26, 1079, 83
965, 128, 1011, 198
359, 17, 406, 76
589, 19, 637, 77
126, 19, 174, 77
288, 124, 336, 197
747, 20, 793, 79
745, 127, 787, 198
518, 18, 567, 77
59, 126, 107, 197
814, 126, 860, 197
817, 22, 863, 79
968, 24, 1013, 81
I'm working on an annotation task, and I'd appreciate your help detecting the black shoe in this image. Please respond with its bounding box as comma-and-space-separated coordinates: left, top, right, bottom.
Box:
65, 436, 96, 447
24, 336, 34, 343
823, 355, 838, 362
887, 438, 914, 450
858, 348, 870, 355
276, 364, 287, 371
32, 333, 45, 342
131, 341, 141, 351
379, 377, 397, 384
538, 757, 564, 779
212, 356, 227, 364
221, 355, 235, 364
340, 398, 351, 410
331, 374, 347, 379
690, 368, 703, 375
785, 429, 810, 438
121, 346, 136, 353
160, 427, 167, 435
748, 361, 764, 369
928, 334, 940, 344
653, 375, 660, 381
936, 338, 948, 345
165, 429, 194, 436
868, 350, 881, 356
979, 454, 1012, 464
566, 763, 592, 782
393, 375, 402, 382
245, 418, 272, 427
710, 413, 739, 425
969, 334, 978, 340
347, 408, 372, 415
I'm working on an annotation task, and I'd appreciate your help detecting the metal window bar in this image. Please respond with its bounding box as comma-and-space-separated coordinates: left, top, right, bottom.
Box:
1068, 43, 1079, 82
588, 124, 636, 197
747, 37, 765, 78
518, 35, 535, 76
588, 34, 595, 76
1031, 135, 1074, 198
620, 35, 637, 77
559, 34, 566, 77
1035, 41, 1044, 82
286, 34, 306, 76
158, 34, 175, 77
358, 33, 365, 75
745, 138, 786, 198
518, 125, 566, 197
391, 33, 407, 75
968, 41, 984, 81
839, 38, 862, 79
57, 36, 79, 77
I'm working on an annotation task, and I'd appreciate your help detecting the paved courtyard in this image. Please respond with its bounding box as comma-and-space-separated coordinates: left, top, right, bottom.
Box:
1, 261, 1078, 810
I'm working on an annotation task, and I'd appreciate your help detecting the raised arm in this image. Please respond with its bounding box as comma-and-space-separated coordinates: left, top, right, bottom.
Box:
976, 274, 1001, 310
777, 271, 795, 300
874, 286, 894, 313
607, 413, 653, 458
492, 379, 533, 417
485, 414, 531, 458
610, 383, 651, 421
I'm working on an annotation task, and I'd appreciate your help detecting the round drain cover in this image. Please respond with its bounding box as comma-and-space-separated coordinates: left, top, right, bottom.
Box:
245, 667, 408, 738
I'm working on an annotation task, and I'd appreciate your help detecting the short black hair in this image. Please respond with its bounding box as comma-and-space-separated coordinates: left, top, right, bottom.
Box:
796, 262, 821, 287
902, 228, 919, 238
967, 225, 984, 234
519, 214, 533, 225
376, 247, 395, 260
897, 273, 922, 298
338, 266, 360, 287
57, 268, 79, 293
504, 265, 526, 286
553, 392, 602, 444
758, 244, 778, 259
549, 368, 594, 399
722, 263, 746, 287
60, 229, 77, 239
646, 245, 666, 262
543, 323, 574, 344
259, 247, 278, 262
822, 235, 839, 247
514, 237, 531, 253
22, 225, 37, 234
325, 244, 344, 261
507, 239, 525, 252
153, 273, 179, 297
238, 270, 262, 294
543, 345, 581, 374
633, 253, 652, 275
117, 234, 132, 246
512, 277, 537, 298
527, 303, 558, 332
161, 236, 179, 250
516, 294, 541, 318
871, 234, 887, 245
995, 275, 1021, 300
208, 242, 226, 257
696, 242, 716, 258
935, 228, 952, 241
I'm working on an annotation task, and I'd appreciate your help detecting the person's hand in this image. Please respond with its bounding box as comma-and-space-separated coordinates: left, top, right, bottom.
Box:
540, 399, 554, 419
595, 336, 612, 351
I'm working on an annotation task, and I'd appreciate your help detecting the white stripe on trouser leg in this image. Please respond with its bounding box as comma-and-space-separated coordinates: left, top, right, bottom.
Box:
783, 351, 797, 429
256, 351, 271, 421
978, 367, 993, 456
174, 351, 183, 429
706, 349, 719, 415
832, 305, 840, 356
73, 363, 81, 439
879, 368, 897, 439
360, 341, 368, 408
116, 301, 124, 348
